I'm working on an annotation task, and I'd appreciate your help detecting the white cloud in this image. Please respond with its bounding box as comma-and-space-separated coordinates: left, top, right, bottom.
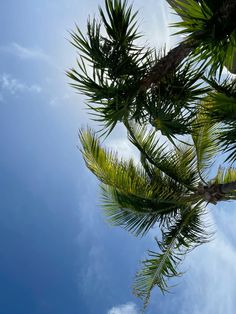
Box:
0, 42, 49, 61
0, 73, 42, 97
107, 302, 138, 314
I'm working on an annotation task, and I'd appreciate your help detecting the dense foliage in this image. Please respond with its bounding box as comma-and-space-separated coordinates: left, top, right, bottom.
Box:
68, 0, 236, 310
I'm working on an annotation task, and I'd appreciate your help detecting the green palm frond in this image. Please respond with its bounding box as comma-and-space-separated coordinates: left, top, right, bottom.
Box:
133, 203, 210, 308
167, 0, 222, 14
101, 184, 185, 236
99, 0, 140, 47
212, 167, 236, 199
80, 128, 146, 187
126, 123, 199, 190
68, 0, 210, 136
80, 128, 187, 235
192, 111, 218, 180
220, 127, 236, 162
203, 77, 236, 161
68, 0, 150, 134
213, 167, 236, 184
170, 0, 236, 76
145, 63, 208, 139
168, 0, 212, 24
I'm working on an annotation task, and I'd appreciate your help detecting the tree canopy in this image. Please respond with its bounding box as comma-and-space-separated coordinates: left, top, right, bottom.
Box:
68, 0, 236, 311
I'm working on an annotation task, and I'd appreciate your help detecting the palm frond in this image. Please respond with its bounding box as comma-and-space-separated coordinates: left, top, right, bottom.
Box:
68, 0, 151, 134
126, 123, 199, 190
145, 63, 208, 139
213, 167, 236, 184
203, 77, 236, 161
80, 128, 187, 235
80, 128, 146, 187
68, 0, 209, 136
133, 203, 210, 308
101, 184, 185, 236
99, 0, 140, 47
170, 0, 236, 76
212, 167, 236, 199
192, 110, 218, 180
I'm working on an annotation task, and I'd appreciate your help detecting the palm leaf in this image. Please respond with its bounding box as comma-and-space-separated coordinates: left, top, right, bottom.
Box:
101, 184, 184, 236
203, 77, 236, 161
68, 0, 150, 134
212, 167, 236, 199
126, 123, 199, 190
133, 202, 210, 309
80, 128, 187, 235
192, 110, 218, 180
213, 167, 236, 185
144, 62, 208, 139
170, 0, 236, 76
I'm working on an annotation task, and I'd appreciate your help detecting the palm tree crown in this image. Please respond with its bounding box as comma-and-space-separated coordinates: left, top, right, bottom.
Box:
80, 123, 236, 308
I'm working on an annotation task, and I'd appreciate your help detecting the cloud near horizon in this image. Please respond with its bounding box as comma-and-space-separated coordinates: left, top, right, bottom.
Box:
107, 302, 138, 314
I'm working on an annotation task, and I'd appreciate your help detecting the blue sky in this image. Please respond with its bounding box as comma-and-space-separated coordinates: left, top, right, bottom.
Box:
1, 1, 236, 314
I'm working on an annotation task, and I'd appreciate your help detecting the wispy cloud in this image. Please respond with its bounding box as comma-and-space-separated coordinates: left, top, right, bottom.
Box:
0, 42, 49, 61
107, 302, 138, 314
0, 73, 42, 97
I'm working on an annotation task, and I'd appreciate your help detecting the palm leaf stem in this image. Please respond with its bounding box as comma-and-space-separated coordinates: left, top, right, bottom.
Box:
135, 200, 205, 308
193, 181, 236, 204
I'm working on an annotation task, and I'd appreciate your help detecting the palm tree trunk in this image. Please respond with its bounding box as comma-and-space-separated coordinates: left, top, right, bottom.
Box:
197, 180, 236, 204
139, 0, 236, 91
139, 41, 194, 91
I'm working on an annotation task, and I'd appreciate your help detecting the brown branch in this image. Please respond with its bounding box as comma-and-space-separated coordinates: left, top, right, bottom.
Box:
196, 180, 236, 204
139, 41, 194, 91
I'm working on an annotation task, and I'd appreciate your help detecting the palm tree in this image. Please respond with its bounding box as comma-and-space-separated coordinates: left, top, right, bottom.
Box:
68, 0, 236, 137
67, 0, 236, 310
79, 122, 236, 309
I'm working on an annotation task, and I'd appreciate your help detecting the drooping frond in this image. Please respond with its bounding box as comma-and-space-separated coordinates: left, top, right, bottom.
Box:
80, 128, 146, 188
133, 203, 210, 308
126, 123, 199, 190
101, 184, 185, 236
80, 128, 187, 235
